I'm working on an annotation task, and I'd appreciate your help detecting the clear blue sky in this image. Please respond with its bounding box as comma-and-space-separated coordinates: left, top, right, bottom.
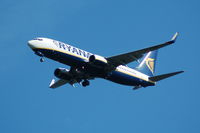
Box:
0, 0, 199, 133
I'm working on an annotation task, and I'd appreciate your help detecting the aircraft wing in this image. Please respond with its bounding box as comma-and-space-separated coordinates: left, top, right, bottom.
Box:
49, 77, 94, 88
106, 32, 178, 67
49, 79, 69, 89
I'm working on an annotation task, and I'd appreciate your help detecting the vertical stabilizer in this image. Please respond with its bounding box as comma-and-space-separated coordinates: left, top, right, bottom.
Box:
136, 50, 158, 76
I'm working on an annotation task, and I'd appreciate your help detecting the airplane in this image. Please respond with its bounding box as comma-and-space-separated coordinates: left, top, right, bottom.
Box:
27, 32, 184, 89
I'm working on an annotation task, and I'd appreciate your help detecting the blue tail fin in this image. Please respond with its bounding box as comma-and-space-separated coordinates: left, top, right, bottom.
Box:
136, 50, 158, 76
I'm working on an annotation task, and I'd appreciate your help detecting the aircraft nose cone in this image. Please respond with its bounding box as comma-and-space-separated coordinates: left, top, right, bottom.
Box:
27, 40, 35, 49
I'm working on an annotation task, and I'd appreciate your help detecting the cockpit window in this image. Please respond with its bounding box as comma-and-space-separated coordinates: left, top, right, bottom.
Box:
33, 38, 43, 41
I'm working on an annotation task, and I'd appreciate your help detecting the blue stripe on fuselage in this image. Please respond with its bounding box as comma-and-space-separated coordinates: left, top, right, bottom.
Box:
107, 70, 155, 87
34, 48, 87, 66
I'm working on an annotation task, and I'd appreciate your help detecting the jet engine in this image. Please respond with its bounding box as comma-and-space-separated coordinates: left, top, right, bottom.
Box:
54, 68, 72, 80
89, 54, 108, 67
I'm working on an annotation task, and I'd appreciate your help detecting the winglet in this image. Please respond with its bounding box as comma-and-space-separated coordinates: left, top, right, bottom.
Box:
163, 32, 179, 45
171, 32, 179, 42
49, 79, 56, 88
49, 79, 69, 89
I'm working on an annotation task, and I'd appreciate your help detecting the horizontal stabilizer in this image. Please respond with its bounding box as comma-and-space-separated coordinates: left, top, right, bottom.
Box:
149, 71, 184, 82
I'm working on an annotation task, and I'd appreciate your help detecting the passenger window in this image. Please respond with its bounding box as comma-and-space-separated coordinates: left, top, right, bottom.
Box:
33, 38, 43, 41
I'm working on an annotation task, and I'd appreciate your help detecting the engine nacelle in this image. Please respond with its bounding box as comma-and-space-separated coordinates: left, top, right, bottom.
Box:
89, 54, 108, 66
54, 68, 72, 80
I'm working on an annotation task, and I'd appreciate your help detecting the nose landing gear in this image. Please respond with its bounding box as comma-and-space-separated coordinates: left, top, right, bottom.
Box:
34, 51, 44, 62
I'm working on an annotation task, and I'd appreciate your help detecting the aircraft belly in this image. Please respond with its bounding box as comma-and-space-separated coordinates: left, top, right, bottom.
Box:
106, 71, 140, 86
33, 49, 154, 87
35, 49, 86, 66
106, 71, 154, 87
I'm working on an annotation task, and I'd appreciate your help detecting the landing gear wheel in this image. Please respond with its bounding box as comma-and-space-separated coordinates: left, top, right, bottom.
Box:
82, 80, 90, 87
40, 58, 44, 62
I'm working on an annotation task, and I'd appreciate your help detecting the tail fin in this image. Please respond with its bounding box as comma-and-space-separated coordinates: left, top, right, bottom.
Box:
149, 71, 184, 82
136, 50, 158, 76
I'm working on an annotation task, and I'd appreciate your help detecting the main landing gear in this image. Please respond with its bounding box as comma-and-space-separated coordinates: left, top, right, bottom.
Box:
40, 57, 45, 62
82, 80, 90, 87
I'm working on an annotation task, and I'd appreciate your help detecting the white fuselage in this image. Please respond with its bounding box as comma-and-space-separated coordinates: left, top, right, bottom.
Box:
28, 37, 154, 87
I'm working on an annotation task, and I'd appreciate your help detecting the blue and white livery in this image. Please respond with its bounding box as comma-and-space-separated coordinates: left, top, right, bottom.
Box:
28, 32, 183, 89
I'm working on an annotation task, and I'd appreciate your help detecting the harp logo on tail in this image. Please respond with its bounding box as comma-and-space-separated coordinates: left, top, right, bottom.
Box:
145, 58, 155, 73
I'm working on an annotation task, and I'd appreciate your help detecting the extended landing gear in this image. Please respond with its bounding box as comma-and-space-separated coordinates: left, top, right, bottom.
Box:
40, 58, 45, 62
82, 80, 90, 87
34, 51, 44, 62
